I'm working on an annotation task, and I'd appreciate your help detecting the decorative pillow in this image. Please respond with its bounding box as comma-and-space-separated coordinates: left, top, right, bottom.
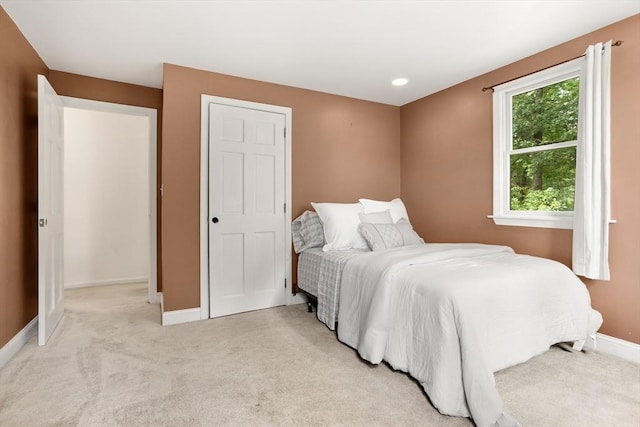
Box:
311, 202, 369, 251
292, 210, 324, 253
292, 219, 305, 253
358, 219, 424, 251
359, 209, 393, 224
359, 198, 410, 223
300, 211, 324, 248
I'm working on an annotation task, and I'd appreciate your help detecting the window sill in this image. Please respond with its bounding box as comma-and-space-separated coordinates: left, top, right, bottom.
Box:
488, 214, 573, 230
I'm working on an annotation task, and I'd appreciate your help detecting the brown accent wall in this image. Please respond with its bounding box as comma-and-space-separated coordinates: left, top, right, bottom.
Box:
48, 71, 164, 292
0, 7, 49, 348
400, 15, 640, 344
162, 64, 401, 311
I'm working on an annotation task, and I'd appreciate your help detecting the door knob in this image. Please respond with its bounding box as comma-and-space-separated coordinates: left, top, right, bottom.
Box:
211, 217, 219, 224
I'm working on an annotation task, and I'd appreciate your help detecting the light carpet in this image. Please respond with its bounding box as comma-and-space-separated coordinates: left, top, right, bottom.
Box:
0, 283, 638, 426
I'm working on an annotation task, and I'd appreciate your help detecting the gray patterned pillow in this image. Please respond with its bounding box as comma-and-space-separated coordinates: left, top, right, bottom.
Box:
358, 219, 424, 251
292, 211, 325, 253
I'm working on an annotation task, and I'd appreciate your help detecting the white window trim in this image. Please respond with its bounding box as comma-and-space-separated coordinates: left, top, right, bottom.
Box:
492, 58, 584, 229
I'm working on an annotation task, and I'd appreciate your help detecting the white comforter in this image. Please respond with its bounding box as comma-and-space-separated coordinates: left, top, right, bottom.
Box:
337, 243, 601, 427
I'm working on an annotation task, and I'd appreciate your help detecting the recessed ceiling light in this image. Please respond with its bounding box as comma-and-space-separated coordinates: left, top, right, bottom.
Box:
392, 78, 408, 86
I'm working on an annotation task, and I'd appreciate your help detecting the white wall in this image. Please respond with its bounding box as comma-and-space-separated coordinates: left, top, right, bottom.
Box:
64, 108, 150, 288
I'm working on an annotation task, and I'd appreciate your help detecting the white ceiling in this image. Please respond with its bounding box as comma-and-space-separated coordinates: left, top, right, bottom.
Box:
2, 1, 639, 106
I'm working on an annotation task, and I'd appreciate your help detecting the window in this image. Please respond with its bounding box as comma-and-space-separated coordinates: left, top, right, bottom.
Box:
492, 58, 583, 229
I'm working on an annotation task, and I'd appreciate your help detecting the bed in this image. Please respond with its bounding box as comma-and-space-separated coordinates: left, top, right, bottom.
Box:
297, 247, 366, 329
292, 200, 602, 427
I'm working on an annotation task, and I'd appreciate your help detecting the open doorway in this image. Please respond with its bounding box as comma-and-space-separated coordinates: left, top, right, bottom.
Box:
61, 97, 158, 305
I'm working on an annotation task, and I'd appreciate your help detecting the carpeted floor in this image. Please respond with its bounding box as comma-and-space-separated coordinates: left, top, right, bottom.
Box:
0, 283, 638, 426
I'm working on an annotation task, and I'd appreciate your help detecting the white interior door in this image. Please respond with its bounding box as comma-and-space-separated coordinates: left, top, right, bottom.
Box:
37, 75, 65, 345
208, 103, 286, 317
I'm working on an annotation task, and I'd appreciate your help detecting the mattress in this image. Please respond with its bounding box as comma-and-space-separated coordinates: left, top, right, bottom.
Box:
297, 247, 367, 330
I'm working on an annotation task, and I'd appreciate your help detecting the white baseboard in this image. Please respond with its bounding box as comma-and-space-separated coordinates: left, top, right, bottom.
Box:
161, 294, 201, 326
0, 317, 38, 370
65, 277, 148, 289
584, 333, 640, 364
162, 308, 201, 326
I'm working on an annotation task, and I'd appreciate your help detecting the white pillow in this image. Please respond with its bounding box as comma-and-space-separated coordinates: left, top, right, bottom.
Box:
311, 202, 369, 251
358, 209, 393, 224
359, 198, 410, 223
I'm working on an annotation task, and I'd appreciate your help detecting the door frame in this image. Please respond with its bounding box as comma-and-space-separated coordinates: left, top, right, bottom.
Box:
61, 96, 159, 304
199, 95, 294, 320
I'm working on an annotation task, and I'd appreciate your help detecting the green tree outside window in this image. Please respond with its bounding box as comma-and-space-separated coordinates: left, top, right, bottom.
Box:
510, 78, 579, 211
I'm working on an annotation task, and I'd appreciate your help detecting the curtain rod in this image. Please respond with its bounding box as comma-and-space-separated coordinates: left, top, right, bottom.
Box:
481, 40, 623, 92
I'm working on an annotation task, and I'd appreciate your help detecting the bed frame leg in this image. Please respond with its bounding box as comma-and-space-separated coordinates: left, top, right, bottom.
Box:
572, 339, 586, 351
299, 290, 316, 313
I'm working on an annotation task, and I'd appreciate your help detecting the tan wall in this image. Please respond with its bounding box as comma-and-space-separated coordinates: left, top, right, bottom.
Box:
48, 71, 164, 292
0, 7, 49, 348
162, 64, 401, 311
400, 15, 640, 344
4, 3, 635, 347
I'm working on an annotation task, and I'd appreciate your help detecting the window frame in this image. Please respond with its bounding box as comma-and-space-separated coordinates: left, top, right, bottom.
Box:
492, 58, 584, 230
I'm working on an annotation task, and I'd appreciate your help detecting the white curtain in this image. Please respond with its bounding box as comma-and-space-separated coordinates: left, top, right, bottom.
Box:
572, 41, 612, 280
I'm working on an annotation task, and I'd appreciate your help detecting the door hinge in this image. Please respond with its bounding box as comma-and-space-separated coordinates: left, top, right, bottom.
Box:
284, 278, 287, 289
284, 128, 287, 138
284, 203, 286, 213
39, 218, 47, 227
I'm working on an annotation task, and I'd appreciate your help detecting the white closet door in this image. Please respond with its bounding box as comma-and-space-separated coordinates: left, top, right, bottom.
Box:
208, 103, 286, 317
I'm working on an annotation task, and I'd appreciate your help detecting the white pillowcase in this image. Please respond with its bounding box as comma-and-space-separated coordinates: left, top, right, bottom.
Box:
359, 198, 410, 223
311, 202, 369, 251
358, 209, 394, 224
